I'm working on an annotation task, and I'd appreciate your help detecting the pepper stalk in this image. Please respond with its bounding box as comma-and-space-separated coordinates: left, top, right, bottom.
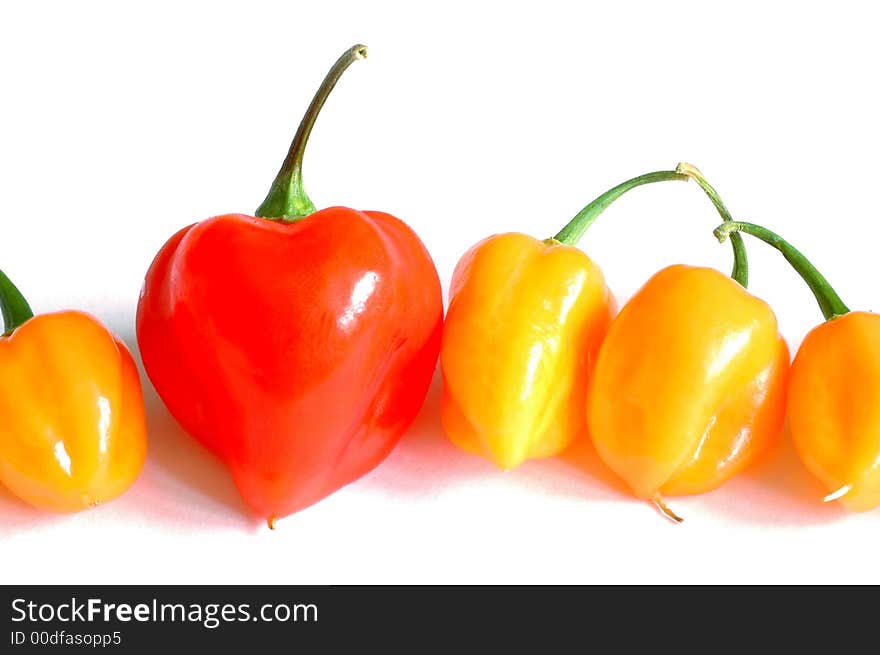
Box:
553, 163, 749, 288
715, 221, 850, 321
256, 44, 369, 222
0, 269, 34, 336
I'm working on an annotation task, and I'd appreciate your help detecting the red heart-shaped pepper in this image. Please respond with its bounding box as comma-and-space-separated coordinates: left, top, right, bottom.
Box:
136, 45, 442, 524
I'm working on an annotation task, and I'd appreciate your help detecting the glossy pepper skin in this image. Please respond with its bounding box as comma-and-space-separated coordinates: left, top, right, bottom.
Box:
0, 272, 147, 512
441, 234, 614, 469
789, 312, 880, 510
138, 209, 441, 518
718, 221, 880, 511
137, 45, 442, 523
588, 265, 789, 507
440, 164, 749, 471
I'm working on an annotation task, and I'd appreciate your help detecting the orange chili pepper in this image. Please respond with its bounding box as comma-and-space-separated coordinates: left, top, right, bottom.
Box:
0, 270, 146, 512
716, 221, 880, 511
441, 163, 746, 470
587, 264, 790, 520
441, 233, 614, 469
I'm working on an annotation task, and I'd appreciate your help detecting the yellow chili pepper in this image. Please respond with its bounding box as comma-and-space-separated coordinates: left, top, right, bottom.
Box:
587, 264, 790, 520
0, 269, 147, 512
717, 221, 880, 511
441, 233, 614, 469
441, 164, 746, 470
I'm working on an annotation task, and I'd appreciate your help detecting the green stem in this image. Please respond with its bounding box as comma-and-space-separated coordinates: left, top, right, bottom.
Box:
255, 44, 368, 222
676, 163, 748, 287
553, 170, 686, 245
552, 163, 748, 287
715, 221, 850, 321
0, 269, 34, 335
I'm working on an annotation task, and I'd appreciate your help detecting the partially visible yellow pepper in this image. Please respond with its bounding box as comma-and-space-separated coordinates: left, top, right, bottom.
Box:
716, 221, 880, 512
440, 164, 747, 469
0, 269, 147, 512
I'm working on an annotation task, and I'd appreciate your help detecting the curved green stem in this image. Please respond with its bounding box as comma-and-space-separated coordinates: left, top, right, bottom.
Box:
676, 163, 748, 287
553, 170, 686, 245
0, 269, 34, 335
715, 221, 850, 321
552, 163, 748, 287
255, 44, 368, 222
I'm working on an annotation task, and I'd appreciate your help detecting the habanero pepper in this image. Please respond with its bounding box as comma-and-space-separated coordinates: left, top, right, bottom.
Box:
582, 169, 791, 521
0, 269, 147, 512
441, 163, 747, 470
716, 221, 880, 511
587, 263, 790, 521
137, 45, 443, 527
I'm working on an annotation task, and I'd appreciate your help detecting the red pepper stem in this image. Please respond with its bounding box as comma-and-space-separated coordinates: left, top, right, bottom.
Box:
0, 268, 34, 336
552, 163, 749, 287
255, 44, 368, 222
715, 221, 850, 321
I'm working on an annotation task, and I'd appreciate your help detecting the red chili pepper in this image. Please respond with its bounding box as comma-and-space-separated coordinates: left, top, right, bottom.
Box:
136, 45, 442, 526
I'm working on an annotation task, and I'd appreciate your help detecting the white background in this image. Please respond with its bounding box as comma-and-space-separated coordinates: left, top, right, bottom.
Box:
2, 1, 878, 584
